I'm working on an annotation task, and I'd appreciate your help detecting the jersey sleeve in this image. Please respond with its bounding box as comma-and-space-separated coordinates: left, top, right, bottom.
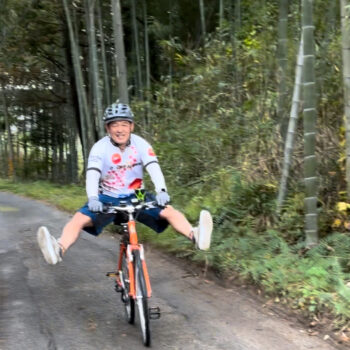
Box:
87, 141, 104, 173
86, 141, 104, 198
137, 137, 167, 192
139, 138, 159, 168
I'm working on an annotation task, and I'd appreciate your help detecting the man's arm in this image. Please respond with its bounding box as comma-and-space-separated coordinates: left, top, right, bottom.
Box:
145, 161, 167, 193
137, 135, 170, 205
86, 141, 103, 211
145, 162, 170, 205
86, 168, 101, 198
86, 169, 103, 212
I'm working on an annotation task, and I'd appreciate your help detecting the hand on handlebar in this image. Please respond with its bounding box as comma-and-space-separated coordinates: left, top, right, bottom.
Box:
156, 190, 170, 206
88, 196, 103, 212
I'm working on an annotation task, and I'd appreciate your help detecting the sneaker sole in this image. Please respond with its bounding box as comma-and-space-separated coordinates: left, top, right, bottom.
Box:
37, 226, 58, 265
198, 210, 213, 250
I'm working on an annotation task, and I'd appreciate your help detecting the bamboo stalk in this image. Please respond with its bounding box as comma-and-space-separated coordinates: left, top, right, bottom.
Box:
302, 0, 318, 247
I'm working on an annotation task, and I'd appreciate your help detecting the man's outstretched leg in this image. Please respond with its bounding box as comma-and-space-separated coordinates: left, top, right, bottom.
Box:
37, 212, 92, 265
160, 206, 213, 250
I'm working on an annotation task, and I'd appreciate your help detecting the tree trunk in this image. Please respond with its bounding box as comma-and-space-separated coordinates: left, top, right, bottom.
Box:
341, 0, 350, 199
168, 3, 174, 105
22, 114, 28, 178
61, 17, 80, 183
111, 0, 129, 104
59, 127, 65, 182
131, 0, 143, 99
199, 0, 206, 43
142, 0, 151, 127
44, 115, 49, 179
85, 0, 104, 139
1, 88, 16, 178
234, 0, 241, 32
60, 57, 79, 183
0, 131, 6, 177
234, 0, 241, 98
96, 0, 112, 106
51, 123, 58, 182
277, 0, 289, 141
143, 0, 151, 92
219, 0, 224, 30
277, 36, 304, 213
302, 0, 318, 247
62, 0, 93, 166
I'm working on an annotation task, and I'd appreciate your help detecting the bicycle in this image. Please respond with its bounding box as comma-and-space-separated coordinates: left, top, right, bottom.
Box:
105, 190, 161, 347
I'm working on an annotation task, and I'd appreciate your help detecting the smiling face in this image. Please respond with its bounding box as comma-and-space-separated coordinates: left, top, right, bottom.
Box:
106, 120, 134, 149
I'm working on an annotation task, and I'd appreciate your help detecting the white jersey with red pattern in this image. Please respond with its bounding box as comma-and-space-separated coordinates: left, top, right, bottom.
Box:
87, 134, 159, 197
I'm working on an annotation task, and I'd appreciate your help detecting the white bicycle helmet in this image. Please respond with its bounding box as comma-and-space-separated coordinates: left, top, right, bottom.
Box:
103, 103, 134, 124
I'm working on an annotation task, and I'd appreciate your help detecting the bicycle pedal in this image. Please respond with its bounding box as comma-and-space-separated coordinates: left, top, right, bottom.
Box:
149, 307, 161, 320
115, 284, 123, 293
106, 271, 117, 278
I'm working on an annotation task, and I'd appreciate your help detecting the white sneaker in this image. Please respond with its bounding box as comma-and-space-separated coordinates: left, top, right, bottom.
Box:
37, 226, 62, 265
193, 210, 213, 250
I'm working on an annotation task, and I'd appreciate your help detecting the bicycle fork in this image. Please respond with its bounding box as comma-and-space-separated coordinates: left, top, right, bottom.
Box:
129, 245, 161, 320
126, 244, 151, 298
107, 244, 161, 319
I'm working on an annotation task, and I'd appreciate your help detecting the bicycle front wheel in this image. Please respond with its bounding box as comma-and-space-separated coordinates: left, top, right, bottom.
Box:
134, 250, 151, 347
120, 250, 135, 324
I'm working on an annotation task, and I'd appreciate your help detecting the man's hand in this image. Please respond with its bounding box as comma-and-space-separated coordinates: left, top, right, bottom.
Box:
156, 190, 170, 206
88, 196, 103, 212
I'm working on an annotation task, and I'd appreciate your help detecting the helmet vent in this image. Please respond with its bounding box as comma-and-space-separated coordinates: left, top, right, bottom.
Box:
103, 103, 134, 123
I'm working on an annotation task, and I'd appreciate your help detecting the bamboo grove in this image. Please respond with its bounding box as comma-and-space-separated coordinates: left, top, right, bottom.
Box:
1, 0, 350, 248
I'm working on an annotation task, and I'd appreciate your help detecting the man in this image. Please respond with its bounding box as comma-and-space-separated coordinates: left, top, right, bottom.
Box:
37, 103, 213, 265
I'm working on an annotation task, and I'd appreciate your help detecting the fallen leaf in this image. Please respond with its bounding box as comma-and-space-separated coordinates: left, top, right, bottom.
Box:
87, 319, 97, 331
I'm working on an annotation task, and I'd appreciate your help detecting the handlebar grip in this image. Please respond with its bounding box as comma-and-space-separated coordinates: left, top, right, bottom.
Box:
156, 200, 170, 209
102, 203, 113, 213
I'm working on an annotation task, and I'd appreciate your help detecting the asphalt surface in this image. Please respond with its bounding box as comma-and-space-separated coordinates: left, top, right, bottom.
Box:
0, 192, 342, 350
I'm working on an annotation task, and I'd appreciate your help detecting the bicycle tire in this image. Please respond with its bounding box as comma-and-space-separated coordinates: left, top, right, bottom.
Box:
120, 250, 135, 324
134, 250, 151, 347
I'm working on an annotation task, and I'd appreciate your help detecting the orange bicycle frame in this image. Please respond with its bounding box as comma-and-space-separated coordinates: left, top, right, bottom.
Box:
117, 219, 152, 298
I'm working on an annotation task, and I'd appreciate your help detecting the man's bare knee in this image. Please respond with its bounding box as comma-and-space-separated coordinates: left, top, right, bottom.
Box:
160, 205, 178, 219
70, 212, 93, 229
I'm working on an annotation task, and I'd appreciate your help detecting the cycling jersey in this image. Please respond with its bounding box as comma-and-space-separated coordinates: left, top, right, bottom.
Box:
87, 134, 165, 197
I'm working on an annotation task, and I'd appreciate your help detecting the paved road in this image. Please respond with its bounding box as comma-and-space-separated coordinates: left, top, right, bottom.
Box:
0, 192, 341, 350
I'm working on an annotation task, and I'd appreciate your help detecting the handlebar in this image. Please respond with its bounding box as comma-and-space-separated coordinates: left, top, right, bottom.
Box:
102, 200, 159, 215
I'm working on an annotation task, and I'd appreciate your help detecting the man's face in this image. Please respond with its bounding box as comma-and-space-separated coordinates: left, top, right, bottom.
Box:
106, 120, 134, 146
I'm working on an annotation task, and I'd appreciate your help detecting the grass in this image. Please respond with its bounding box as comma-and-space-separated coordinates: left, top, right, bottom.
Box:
0, 178, 86, 212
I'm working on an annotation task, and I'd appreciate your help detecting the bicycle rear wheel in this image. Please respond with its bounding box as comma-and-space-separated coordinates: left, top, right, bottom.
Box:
120, 251, 135, 324
134, 250, 151, 347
